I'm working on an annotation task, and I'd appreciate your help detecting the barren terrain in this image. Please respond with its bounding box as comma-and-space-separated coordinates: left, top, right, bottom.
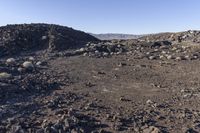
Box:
1, 24, 200, 133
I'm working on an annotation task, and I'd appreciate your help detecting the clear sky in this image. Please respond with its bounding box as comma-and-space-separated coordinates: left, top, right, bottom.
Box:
0, 0, 199, 34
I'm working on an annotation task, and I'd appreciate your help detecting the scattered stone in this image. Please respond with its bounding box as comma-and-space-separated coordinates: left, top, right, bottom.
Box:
175, 56, 182, 61
146, 52, 150, 55
143, 126, 161, 133
0, 72, 12, 79
161, 51, 166, 54
149, 56, 156, 60
166, 55, 173, 60
185, 55, 190, 60
103, 52, 109, 57
146, 99, 154, 105
83, 53, 88, 56
78, 48, 85, 52
42, 35, 47, 40
118, 62, 126, 67
29, 56, 35, 61
22, 61, 34, 69
159, 55, 164, 59
6, 58, 16, 65
36, 61, 42, 66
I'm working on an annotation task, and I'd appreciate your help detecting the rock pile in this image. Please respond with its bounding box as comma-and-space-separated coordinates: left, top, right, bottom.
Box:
140, 30, 200, 43
0, 57, 59, 102
76, 42, 126, 58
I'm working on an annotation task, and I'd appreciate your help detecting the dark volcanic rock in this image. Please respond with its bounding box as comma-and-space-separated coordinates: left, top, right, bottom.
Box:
151, 41, 172, 48
0, 24, 99, 57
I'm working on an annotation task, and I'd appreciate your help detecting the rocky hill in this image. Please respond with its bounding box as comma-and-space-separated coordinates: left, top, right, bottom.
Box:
139, 30, 200, 43
0, 24, 99, 56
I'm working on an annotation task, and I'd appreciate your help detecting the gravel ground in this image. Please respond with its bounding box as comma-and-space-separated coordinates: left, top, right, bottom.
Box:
1, 24, 200, 133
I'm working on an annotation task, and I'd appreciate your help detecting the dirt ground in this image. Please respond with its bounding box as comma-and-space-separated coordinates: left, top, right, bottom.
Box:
47, 54, 200, 133
1, 51, 200, 133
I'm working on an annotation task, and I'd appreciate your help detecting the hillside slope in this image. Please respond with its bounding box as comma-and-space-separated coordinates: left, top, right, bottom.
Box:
0, 24, 99, 56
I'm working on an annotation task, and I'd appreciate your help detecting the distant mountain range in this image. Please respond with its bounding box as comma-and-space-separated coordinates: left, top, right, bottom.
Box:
90, 33, 143, 40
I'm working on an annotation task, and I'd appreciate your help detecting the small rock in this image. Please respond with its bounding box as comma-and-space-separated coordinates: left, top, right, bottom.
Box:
103, 52, 109, 57
192, 55, 198, 60
0, 72, 12, 79
146, 52, 150, 55
83, 53, 88, 56
95, 50, 99, 54
143, 126, 161, 133
185, 55, 190, 60
17, 67, 24, 73
42, 36, 47, 40
166, 55, 173, 60
6, 58, 16, 65
29, 56, 35, 61
154, 49, 159, 52
79, 48, 85, 52
172, 47, 177, 51
175, 56, 182, 61
36, 61, 42, 66
149, 56, 156, 60
161, 51, 166, 54
22, 61, 34, 69
116, 51, 122, 55
159, 55, 164, 59
146, 99, 154, 105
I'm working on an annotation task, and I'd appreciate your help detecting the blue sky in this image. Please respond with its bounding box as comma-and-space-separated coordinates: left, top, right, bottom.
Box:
0, 0, 199, 34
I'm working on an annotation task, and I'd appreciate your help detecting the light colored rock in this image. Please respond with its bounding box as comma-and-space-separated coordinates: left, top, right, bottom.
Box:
6, 58, 16, 65
29, 57, 35, 61
22, 61, 34, 69
149, 56, 156, 60
182, 35, 188, 39
146, 99, 154, 104
161, 51, 166, 54
146, 52, 150, 55
42, 36, 47, 40
193, 55, 198, 59
143, 126, 161, 133
103, 52, 109, 57
79, 48, 85, 52
154, 49, 158, 52
17, 67, 24, 72
159, 55, 164, 59
95, 50, 99, 54
116, 51, 122, 55
172, 47, 177, 51
185, 55, 190, 59
167, 55, 173, 60
175, 56, 182, 61
86, 43, 90, 47
117, 44, 121, 48
83, 53, 88, 56
176, 49, 181, 53
36, 61, 42, 66
0, 72, 12, 79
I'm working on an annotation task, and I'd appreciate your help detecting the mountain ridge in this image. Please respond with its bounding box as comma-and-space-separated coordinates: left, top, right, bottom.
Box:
90, 33, 143, 40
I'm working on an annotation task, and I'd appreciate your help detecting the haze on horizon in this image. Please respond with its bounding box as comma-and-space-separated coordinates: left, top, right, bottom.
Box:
0, 0, 199, 34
